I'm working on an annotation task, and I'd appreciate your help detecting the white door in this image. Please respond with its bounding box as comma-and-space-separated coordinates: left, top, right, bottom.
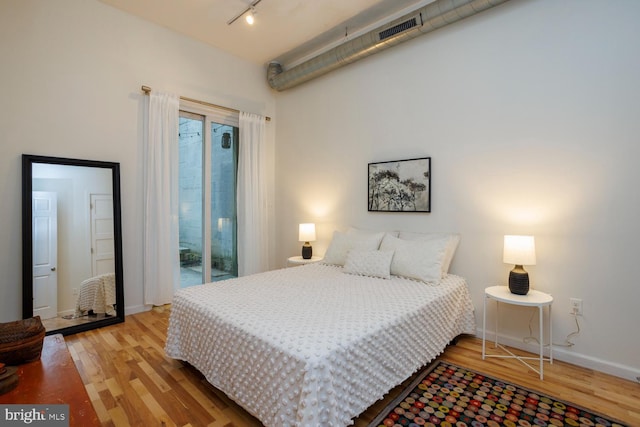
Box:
91, 194, 114, 275
33, 191, 58, 320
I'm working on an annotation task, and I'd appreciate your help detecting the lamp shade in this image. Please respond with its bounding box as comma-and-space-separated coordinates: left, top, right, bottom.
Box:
503, 235, 536, 266
298, 223, 316, 242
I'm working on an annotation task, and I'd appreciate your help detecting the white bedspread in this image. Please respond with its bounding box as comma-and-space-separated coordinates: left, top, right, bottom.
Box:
74, 272, 116, 317
165, 263, 475, 427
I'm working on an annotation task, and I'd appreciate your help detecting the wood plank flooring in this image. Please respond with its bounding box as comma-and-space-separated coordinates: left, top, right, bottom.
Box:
64, 306, 640, 426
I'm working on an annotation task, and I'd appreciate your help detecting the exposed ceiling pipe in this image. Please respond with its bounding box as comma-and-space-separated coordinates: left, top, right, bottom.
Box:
267, 0, 510, 91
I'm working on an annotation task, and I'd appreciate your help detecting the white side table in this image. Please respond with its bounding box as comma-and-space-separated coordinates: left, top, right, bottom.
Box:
482, 285, 553, 380
286, 256, 323, 267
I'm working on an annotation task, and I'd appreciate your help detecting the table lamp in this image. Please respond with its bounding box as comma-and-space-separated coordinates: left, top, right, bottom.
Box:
503, 235, 536, 295
299, 223, 316, 259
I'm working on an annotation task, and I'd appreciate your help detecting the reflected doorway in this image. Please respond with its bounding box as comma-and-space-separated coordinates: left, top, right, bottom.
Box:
32, 191, 58, 320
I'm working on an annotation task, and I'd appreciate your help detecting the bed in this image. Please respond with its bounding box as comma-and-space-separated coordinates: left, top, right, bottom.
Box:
165, 230, 476, 427
74, 272, 116, 317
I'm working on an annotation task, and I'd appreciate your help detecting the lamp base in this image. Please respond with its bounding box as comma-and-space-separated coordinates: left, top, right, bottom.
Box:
302, 243, 312, 260
508, 265, 529, 295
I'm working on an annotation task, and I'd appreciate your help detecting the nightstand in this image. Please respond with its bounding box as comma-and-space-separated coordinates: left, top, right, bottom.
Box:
482, 285, 553, 379
286, 256, 323, 267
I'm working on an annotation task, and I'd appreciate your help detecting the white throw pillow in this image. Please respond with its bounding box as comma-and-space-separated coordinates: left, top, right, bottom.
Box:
379, 234, 448, 284
398, 232, 460, 277
343, 250, 394, 279
347, 227, 399, 238
323, 230, 385, 266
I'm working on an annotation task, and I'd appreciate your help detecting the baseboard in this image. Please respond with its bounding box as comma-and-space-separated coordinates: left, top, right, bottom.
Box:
478, 328, 640, 382
124, 304, 151, 316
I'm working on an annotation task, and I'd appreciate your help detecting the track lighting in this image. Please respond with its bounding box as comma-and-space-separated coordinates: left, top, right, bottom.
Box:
227, 0, 263, 26
245, 8, 255, 25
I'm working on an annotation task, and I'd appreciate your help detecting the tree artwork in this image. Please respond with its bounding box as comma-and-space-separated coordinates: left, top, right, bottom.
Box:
368, 158, 431, 212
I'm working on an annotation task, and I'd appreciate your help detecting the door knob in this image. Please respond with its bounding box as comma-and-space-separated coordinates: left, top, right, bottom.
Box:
51, 267, 56, 271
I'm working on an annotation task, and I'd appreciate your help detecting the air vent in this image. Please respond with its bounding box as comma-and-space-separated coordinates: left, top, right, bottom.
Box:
378, 17, 419, 41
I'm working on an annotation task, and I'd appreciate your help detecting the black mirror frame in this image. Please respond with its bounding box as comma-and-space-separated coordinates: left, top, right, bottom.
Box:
22, 154, 125, 336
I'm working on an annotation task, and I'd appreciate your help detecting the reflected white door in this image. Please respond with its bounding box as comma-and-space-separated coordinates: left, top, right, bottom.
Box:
91, 194, 114, 275
33, 191, 58, 320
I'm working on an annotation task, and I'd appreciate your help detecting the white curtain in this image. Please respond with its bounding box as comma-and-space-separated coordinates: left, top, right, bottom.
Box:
237, 112, 269, 276
143, 92, 180, 305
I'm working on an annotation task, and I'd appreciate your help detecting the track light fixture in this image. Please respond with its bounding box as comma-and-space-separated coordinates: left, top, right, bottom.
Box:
227, 0, 263, 26
245, 7, 255, 25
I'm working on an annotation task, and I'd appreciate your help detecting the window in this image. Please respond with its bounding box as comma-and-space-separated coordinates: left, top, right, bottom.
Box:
178, 101, 239, 287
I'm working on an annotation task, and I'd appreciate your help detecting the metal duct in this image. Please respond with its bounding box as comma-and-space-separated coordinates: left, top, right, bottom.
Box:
267, 0, 510, 91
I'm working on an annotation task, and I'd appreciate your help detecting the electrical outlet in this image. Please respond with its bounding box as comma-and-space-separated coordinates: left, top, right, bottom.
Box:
72, 287, 78, 296
570, 298, 583, 316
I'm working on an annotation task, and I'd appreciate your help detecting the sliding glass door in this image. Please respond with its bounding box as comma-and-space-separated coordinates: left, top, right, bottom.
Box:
178, 109, 238, 287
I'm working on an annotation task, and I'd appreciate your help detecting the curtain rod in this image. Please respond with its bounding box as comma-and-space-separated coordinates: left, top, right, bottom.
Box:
141, 85, 271, 122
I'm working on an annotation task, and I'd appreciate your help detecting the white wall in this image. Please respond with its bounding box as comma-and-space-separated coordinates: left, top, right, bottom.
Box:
0, 0, 275, 319
274, 0, 640, 380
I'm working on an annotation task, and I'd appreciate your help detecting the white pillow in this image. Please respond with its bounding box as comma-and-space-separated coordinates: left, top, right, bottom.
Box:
379, 234, 449, 284
323, 230, 385, 266
347, 227, 399, 238
398, 232, 460, 277
343, 250, 394, 279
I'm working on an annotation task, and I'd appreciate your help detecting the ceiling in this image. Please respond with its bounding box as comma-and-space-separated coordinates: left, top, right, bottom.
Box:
99, 0, 435, 66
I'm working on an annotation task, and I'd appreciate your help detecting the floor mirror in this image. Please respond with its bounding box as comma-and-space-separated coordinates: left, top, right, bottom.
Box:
22, 154, 124, 335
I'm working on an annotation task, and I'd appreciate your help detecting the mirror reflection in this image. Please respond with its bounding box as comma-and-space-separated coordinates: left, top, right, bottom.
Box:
23, 155, 124, 335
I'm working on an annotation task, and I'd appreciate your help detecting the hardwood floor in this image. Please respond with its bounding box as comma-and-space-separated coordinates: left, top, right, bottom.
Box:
64, 307, 640, 427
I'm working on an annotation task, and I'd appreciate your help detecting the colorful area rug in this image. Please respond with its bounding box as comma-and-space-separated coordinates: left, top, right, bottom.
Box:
369, 360, 627, 427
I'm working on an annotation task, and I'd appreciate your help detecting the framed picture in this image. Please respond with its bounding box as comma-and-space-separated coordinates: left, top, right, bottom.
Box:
368, 157, 431, 212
